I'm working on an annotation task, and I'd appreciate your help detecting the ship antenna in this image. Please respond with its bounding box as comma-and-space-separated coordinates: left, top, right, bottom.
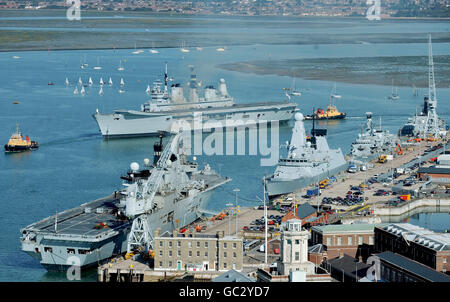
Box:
55, 211, 58, 233
164, 62, 168, 93
312, 108, 316, 137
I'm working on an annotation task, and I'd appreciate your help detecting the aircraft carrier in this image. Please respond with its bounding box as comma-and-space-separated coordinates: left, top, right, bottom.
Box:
93, 65, 297, 138
20, 132, 231, 271
265, 112, 348, 198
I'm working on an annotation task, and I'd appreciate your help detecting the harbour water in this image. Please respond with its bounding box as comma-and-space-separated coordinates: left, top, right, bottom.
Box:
1, 15, 450, 281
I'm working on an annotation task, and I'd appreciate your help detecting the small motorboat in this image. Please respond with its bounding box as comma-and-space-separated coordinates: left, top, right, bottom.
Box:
4, 124, 39, 153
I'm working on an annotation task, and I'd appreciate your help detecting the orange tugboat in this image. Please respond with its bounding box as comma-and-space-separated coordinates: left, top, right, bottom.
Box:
4, 124, 39, 153
305, 96, 346, 120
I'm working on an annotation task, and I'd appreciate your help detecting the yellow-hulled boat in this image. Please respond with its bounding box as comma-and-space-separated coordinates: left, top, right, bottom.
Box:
305, 96, 346, 120
4, 124, 39, 153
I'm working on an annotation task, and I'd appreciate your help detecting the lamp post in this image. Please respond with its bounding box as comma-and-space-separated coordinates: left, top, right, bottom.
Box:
226, 203, 233, 236
263, 179, 268, 265
233, 188, 240, 236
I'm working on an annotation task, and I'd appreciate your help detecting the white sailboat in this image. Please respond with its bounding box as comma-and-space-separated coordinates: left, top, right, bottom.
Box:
132, 42, 144, 54
290, 76, 302, 96
149, 42, 159, 54
65, 77, 69, 86
118, 89, 125, 94
146, 84, 151, 95
73, 87, 79, 94
93, 57, 102, 70
118, 60, 124, 71
120, 78, 125, 86
180, 41, 190, 53
388, 79, 400, 100
100, 77, 104, 86
88, 77, 93, 86
108, 77, 113, 86
99, 86, 104, 95
216, 47, 225, 52
78, 77, 83, 86
80, 86, 85, 95
331, 83, 342, 99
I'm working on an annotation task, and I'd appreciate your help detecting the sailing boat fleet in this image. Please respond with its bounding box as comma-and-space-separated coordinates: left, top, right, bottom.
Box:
388, 79, 400, 100
67, 76, 126, 96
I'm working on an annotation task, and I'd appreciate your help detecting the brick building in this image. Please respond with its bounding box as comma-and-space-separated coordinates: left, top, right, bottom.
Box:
374, 223, 450, 274
281, 203, 330, 227
310, 223, 388, 261
153, 228, 243, 272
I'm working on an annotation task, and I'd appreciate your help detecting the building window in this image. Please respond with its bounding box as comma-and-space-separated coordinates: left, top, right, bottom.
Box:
159, 250, 163, 256
224, 243, 227, 249
189, 251, 192, 257
358, 236, 363, 245
205, 242, 208, 248
159, 261, 162, 267
159, 241, 163, 247
295, 252, 299, 261
224, 263, 227, 269
326, 237, 331, 246
169, 241, 172, 248
205, 251, 208, 257
348, 236, 353, 246
188, 242, 192, 248
169, 261, 172, 267
337, 237, 342, 246
233, 252, 236, 258
233, 243, 237, 249
295, 240, 299, 245
197, 241, 200, 248
168, 251, 172, 257
177, 250, 181, 257
177, 241, 181, 248
197, 251, 200, 257
443, 258, 447, 264
369, 236, 374, 245
224, 252, 227, 258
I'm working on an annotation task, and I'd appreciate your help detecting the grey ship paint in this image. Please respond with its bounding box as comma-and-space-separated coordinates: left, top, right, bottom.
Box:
265, 112, 348, 198
20, 133, 230, 271
93, 65, 297, 138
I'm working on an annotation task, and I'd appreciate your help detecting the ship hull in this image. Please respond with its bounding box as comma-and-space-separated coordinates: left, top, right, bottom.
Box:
304, 113, 346, 121
266, 163, 348, 198
93, 103, 296, 139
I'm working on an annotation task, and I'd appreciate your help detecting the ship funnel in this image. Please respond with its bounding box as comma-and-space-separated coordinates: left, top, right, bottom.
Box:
204, 85, 217, 101
218, 79, 228, 97
171, 84, 185, 103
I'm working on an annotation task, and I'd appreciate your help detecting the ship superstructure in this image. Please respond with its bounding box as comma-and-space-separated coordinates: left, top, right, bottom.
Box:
93, 64, 297, 138
20, 132, 230, 271
265, 113, 347, 198
349, 112, 399, 161
400, 35, 447, 138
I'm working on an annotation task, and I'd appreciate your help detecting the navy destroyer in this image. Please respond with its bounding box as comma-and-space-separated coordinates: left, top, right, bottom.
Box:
348, 112, 399, 161
20, 132, 230, 271
265, 112, 347, 198
400, 36, 447, 138
93, 65, 297, 138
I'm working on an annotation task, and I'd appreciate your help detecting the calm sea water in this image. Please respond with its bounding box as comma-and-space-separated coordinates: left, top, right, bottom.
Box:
1, 16, 450, 281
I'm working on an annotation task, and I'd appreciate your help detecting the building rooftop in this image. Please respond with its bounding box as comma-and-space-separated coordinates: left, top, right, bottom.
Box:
418, 166, 450, 175
312, 223, 389, 234
296, 203, 316, 219
213, 269, 256, 282
308, 243, 326, 254
326, 254, 371, 279
378, 223, 450, 251
376, 251, 450, 282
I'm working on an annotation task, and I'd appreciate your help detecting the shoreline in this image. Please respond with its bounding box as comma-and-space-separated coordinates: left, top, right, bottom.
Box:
1, 9, 450, 20
374, 199, 450, 216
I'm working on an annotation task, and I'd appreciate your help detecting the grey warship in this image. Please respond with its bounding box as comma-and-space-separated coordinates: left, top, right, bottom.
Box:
265, 112, 347, 198
20, 132, 230, 271
349, 112, 399, 161
400, 36, 447, 139
93, 64, 297, 138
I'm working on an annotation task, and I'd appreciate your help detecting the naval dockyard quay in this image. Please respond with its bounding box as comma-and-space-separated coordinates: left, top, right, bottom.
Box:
1, 2, 450, 296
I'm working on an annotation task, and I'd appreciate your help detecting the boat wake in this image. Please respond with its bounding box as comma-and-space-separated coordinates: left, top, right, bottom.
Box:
39, 133, 101, 146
